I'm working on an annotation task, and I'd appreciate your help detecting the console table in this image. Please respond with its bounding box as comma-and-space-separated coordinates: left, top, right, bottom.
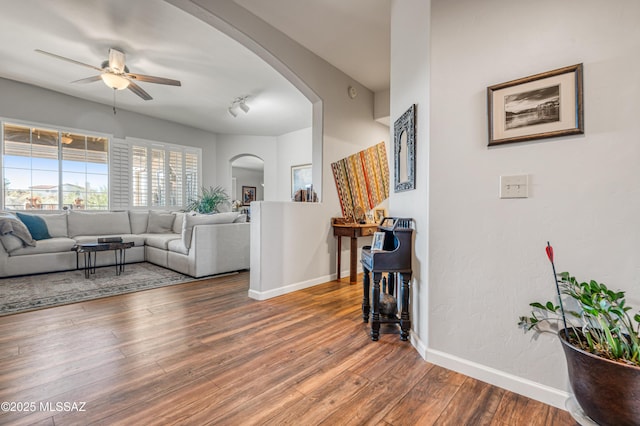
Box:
332, 221, 378, 284
73, 241, 134, 278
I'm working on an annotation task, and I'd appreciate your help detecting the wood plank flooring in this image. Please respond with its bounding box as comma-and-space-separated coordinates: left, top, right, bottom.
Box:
0, 271, 577, 425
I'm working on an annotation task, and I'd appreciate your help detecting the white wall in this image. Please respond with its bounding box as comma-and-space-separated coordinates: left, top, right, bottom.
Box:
391, 0, 640, 410
0, 77, 219, 187
389, 0, 431, 356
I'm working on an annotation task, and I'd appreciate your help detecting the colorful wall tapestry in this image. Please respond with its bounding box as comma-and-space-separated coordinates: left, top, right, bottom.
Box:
331, 141, 389, 219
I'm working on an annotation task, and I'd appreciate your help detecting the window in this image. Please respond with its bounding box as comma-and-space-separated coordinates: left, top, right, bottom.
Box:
129, 139, 200, 209
2, 123, 109, 210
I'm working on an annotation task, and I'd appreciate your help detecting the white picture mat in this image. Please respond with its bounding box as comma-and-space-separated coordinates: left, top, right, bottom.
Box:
491, 72, 576, 141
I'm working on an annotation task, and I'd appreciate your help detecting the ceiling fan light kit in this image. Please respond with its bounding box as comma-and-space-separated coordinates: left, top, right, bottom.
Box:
101, 73, 130, 90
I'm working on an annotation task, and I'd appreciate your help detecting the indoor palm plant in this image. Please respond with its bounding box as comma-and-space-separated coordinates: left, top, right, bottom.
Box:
518, 243, 640, 426
186, 185, 230, 214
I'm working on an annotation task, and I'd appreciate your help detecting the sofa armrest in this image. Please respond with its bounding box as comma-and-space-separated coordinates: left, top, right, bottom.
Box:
0, 243, 8, 277
188, 222, 250, 276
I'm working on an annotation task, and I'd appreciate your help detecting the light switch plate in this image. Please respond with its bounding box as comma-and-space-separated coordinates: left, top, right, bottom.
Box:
500, 175, 528, 198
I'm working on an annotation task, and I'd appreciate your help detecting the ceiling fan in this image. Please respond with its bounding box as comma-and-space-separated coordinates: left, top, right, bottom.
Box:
35, 48, 181, 101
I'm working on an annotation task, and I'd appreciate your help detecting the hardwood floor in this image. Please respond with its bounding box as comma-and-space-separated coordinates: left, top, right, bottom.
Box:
0, 271, 577, 425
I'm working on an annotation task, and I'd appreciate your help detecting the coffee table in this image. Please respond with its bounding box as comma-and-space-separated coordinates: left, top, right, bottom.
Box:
73, 242, 135, 278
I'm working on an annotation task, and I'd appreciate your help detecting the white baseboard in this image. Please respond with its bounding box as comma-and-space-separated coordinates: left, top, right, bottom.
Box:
422, 347, 570, 410
248, 273, 336, 300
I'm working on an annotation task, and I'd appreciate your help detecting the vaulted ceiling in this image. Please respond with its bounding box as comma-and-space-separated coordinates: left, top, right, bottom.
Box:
0, 0, 390, 136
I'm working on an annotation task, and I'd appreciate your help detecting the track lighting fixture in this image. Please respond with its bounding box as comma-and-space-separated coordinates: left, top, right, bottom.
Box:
228, 96, 250, 118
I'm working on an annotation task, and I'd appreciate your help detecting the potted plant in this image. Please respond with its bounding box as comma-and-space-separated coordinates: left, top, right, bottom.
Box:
186, 185, 230, 214
518, 243, 640, 426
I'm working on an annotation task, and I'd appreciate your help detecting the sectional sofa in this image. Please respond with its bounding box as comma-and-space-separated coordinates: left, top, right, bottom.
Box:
0, 210, 250, 278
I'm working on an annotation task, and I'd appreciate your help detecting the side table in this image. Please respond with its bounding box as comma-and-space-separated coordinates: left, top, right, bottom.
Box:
73, 242, 134, 278
332, 221, 378, 284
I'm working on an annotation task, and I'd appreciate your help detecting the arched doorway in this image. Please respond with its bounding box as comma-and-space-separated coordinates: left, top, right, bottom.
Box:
231, 155, 264, 209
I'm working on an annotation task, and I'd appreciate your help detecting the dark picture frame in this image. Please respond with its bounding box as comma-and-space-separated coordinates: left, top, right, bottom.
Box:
487, 64, 584, 146
394, 104, 416, 192
242, 186, 256, 205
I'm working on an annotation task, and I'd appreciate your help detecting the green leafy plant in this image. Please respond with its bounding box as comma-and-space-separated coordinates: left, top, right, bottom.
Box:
186, 185, 230, 214
519, 271, 640, 366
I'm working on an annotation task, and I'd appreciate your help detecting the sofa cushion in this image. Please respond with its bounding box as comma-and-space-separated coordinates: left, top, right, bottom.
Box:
129, 211, 149, 234
68, 211, 131, 237
10, 237, 76, 256
143, 233, 181, 250
16, 212, 51, 240
182, 212, 239, 249
40, 213, 68, 238
167, 238, 189, 255
147, 211, 175, 233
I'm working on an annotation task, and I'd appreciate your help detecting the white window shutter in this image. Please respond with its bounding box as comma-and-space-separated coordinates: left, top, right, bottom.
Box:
110, 138, 131, 210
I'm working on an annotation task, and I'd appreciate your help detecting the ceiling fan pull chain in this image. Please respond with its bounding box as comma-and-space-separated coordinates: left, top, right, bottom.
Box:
113, 88, 117, 115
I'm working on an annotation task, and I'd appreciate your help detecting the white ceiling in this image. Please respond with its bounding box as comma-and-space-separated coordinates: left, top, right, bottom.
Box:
0, 0, 390, 136
234, 0, 391, 93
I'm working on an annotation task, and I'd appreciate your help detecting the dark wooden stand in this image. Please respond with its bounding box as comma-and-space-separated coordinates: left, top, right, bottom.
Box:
73, 242, 134, 278
361, 218, 414, 341
332, 221, 377, 283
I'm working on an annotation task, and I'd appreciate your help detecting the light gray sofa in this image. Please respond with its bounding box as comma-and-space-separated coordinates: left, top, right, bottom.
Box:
0, 210, 250, 278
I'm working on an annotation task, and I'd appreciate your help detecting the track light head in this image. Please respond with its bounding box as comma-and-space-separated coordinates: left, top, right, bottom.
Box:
229, 95, 250, 118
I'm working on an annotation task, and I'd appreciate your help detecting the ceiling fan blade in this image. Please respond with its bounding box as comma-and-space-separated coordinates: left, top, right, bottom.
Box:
127, 73, 181, 86
71, 75, 102, 84
108, 48, 126, 73
35, 49, 103, 71
127, 81, 153, 101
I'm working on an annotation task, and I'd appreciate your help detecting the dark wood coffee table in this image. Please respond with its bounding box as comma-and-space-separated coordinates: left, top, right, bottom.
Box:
72, 242, 135, 278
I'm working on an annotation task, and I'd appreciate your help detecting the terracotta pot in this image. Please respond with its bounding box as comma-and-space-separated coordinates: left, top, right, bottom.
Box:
559, 330, 640, 426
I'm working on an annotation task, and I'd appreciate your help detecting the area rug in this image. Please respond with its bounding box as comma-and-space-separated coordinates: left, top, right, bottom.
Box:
0, 262, 198, 316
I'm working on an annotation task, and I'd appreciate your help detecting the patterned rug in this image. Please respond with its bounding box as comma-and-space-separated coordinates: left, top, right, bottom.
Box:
0, 262, 198, 316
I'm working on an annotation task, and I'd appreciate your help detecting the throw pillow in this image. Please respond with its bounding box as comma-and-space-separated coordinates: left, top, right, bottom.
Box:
172, 212, 185, 234
68, 211, 131, 237
129, 210, 149, 234
16, 212, 51, 240
147, 211, 176, 233
40, 212, 68, 238
181, 212, 239, 248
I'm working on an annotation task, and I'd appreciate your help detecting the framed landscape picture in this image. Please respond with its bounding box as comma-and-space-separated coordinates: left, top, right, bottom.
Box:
371, 232, 386, 251
242, 186, 256, 205
487, 64, 584, 146
291, 164, 312, 198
